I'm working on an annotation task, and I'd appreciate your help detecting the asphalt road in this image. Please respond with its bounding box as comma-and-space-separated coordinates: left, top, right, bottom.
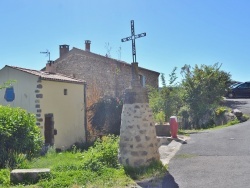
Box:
223, 98, 250, 116
166, 99, 250, 188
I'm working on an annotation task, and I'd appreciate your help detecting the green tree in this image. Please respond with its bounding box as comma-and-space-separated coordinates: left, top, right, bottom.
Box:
148, 68, 184, 123
148, 86, 166, 123
181, 63, 231, 128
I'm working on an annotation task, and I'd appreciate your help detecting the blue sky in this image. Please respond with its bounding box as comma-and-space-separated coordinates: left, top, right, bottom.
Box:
1, 0, 250, 84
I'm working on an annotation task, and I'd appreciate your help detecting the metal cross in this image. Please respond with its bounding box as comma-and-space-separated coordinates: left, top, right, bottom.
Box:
121, 20, 146, 63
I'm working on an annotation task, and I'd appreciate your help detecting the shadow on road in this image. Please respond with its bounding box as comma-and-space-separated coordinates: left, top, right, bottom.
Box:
161, 172, 179, 188
222, 100, 247, 109
137, 172, 179, 188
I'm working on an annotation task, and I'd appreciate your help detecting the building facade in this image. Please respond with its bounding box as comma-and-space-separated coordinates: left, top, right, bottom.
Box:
0, 65, 87, 149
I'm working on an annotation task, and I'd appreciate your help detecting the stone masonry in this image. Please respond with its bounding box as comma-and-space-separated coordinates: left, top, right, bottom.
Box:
44, 42, 160, 98
118, 63, 160, 167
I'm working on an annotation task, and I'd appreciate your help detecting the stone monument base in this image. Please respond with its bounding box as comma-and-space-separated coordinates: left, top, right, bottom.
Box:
118, 87, 160, 167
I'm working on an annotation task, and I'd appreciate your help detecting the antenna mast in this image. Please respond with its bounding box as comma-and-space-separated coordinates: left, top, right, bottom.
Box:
40, 49, 50, 61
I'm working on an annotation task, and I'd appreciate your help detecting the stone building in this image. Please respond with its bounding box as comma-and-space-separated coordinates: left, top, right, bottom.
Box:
44, 40, 160, 97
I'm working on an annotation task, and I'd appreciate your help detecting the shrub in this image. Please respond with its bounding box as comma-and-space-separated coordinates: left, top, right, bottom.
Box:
181, 63, 231, 128
227, 119, 240, 125
155, 111, 165, 124
215, 106, 228, 116
0, 169, 10, 186
148, 70, 184, 123
81, 135, 120, 170
148, 86, 166, 121
0, 105, 43, 168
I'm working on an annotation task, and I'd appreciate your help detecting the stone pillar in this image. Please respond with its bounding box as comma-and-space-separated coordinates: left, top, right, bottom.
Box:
118, 62, 160, 167
131, 62, 141, 88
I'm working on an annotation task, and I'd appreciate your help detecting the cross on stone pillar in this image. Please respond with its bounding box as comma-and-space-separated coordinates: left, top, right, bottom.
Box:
119, 21, 160, 167
121, 20, 146, 88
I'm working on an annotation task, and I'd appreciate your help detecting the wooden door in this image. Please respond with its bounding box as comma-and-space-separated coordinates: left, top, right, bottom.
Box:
44, 114, 54, 146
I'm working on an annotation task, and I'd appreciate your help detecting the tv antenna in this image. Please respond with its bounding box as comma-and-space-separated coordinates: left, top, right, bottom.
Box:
40, 50, 50, 61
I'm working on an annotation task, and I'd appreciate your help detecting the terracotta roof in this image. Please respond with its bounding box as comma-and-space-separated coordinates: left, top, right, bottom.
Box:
7, 66, 85, 84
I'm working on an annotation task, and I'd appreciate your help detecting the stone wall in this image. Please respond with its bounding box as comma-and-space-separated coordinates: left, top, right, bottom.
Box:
51, 48, 159, 97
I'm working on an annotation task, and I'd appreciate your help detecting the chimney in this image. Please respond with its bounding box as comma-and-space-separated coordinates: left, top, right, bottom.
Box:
46, 60, 55, 73
59, 44, 69, 58
85, 40, 91, 52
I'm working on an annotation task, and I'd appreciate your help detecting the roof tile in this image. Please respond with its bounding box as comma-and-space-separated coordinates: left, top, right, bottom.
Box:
7, 66, 85, 84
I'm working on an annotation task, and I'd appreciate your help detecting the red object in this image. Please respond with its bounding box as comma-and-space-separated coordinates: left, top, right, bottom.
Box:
170, 116, 178, 138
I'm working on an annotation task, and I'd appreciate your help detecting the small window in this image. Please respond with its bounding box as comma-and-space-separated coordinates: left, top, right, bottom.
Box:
139, 75, 146, 87
64, 89, 67, 95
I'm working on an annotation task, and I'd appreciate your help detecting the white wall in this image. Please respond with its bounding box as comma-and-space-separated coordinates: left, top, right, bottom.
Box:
40, 80, 85, 149
0, 66, 38, 114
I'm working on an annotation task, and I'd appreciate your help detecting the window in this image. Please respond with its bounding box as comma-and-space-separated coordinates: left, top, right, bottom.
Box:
238, 83, 249, 89
64, 89, 67, 95
139, 74, 146, 87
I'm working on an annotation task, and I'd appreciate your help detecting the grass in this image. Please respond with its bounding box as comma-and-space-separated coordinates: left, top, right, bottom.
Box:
0, 135, 167, 188
124, 161, 167, 181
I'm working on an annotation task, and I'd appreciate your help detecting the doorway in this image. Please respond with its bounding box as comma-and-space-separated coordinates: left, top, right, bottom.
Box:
44, 114, 54, 146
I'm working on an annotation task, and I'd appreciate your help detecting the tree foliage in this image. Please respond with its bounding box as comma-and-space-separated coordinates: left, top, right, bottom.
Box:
148, 68, 184, 123
181, 63, 231, 128
0, 106, 43, 168
0, 80, 16, 90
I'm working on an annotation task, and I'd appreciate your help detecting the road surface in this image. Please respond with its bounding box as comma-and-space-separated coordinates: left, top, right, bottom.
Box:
167, 98, 250, 188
